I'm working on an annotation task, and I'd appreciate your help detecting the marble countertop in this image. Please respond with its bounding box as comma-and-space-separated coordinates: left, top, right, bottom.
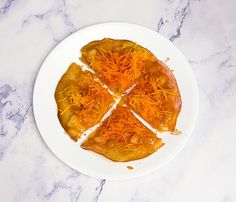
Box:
0, 0, 236, 201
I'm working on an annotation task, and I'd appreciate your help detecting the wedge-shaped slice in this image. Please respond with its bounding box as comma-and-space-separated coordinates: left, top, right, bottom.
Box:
55, 63, 114, 141
81, 105, 164, 162
122, 60, 182, 132
80, 38, 157, 95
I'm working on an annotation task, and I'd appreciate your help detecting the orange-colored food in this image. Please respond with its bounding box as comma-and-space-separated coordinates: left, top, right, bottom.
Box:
54, 63, 114, 141
81, 105, 164, 162
122, 60, 182, 132
80, 38, 157, 95
54, 38, 182, 162
127, 166, 134, 170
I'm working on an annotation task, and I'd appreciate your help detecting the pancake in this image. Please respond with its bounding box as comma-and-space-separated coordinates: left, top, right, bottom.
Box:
55, 63, 114, 141
122, 60, 182, 132
80, 38, 157, 95
81, 105, 164, 162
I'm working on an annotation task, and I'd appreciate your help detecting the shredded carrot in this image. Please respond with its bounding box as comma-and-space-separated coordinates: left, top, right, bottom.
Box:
89, 105, 160, 151
56, 69, 114, 128
81, 39, 156, 94
124, 66, 179, 131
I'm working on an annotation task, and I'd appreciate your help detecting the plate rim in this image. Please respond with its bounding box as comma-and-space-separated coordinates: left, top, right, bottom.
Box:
33, 22, 199, 180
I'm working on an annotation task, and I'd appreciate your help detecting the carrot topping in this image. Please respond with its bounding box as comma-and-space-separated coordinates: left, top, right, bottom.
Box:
81, 39, 156, 94
81, 105, 164, 162
55, 64, 114, 141
123, 60, 182, 132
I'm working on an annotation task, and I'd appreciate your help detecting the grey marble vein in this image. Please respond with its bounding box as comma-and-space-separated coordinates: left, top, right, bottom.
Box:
21, 2, 75, 43
189, 47, 235, 64
93, 179, 106, 202
44, 181, 71, 199
169, 0, 191, 42
0, 0, 16, 15
157, 17, 165, 32
21, 9, 61, 26
0, 84, 31, 161
44, 171, 81, 202
0, 125, 7, 137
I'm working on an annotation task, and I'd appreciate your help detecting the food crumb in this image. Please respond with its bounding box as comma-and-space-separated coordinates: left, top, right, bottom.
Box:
127, 166, 134, 170
171, 69, 174, 72
171, 129, 182, 136
164, 57, 170, 62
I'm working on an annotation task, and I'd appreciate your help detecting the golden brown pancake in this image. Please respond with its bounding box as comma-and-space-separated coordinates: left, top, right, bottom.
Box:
80, 38, 157, 95
122, 60, 182, 132
55, 63, 114, 141
81, 105, 164, 162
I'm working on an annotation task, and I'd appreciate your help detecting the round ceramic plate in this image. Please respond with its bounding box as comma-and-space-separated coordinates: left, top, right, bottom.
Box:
33, 22, 199, 180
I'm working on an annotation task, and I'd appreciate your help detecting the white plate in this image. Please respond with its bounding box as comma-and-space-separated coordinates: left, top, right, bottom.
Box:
33, 22, 199, 180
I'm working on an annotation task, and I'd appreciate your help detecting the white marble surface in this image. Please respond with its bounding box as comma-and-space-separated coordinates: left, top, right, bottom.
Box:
0, 0, 236, 201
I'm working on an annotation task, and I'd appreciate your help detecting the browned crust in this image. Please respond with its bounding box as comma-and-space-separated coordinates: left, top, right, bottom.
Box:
81, 105, 164, 162
54, 63, 114, 141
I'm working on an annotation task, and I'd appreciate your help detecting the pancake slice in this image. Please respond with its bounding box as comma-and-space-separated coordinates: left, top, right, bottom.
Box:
122, 60, 182, 132
80, 38, 157, 95
81, 105, 164, 162
55, 63, 114, 141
